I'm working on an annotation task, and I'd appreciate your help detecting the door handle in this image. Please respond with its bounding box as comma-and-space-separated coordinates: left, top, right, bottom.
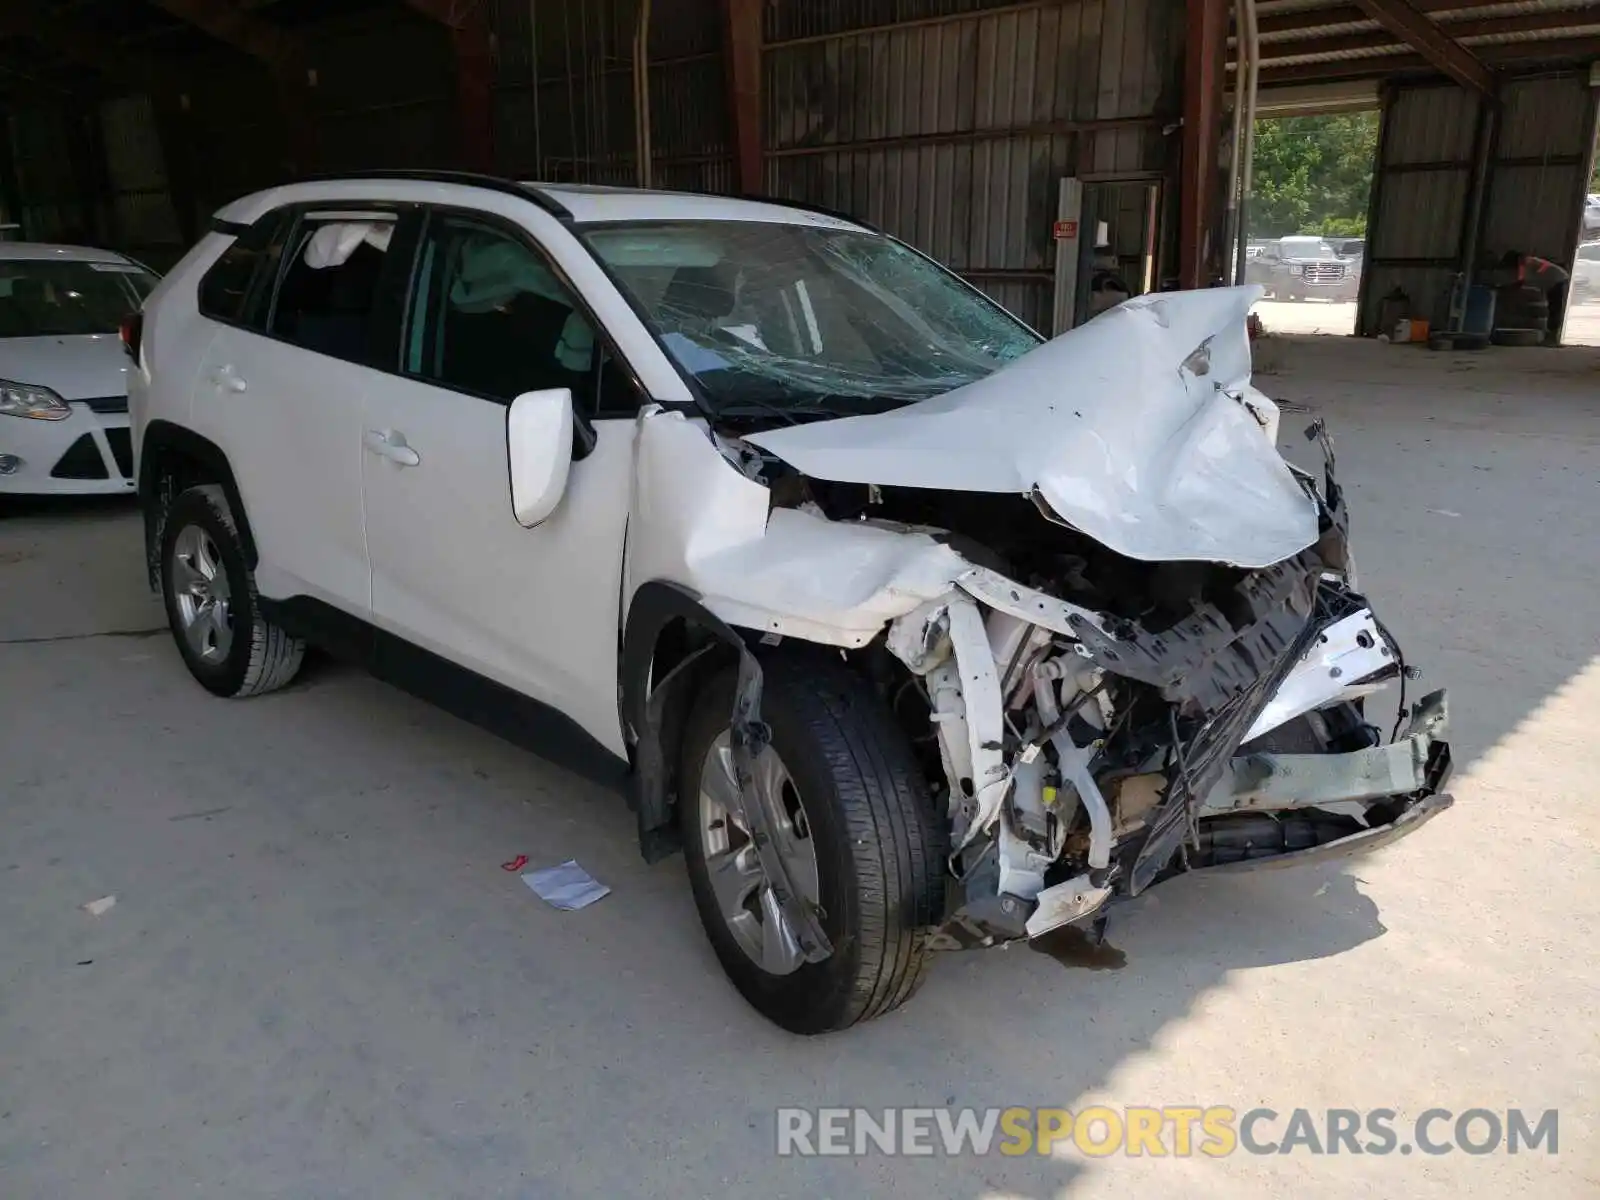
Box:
363, 428, 420, 467
210, 364, 247, 394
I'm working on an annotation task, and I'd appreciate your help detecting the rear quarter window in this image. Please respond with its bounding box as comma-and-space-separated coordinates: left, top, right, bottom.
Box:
197, 211, 291, 327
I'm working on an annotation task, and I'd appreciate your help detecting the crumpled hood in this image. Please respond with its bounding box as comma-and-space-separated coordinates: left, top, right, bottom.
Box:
0, 334, 131, 401
746, 285, 1320, 569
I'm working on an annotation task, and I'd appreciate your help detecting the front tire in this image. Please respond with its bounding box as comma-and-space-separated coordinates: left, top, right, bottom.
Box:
680, 653, 946, 1034
159, 484, 304, 698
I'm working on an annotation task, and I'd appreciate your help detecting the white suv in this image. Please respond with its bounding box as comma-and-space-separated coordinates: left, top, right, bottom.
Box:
131, 172, 1453, 1032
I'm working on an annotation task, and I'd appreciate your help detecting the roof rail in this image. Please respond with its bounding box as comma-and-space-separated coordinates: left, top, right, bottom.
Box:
737, 193, 878, 232
288, 169, 573, 221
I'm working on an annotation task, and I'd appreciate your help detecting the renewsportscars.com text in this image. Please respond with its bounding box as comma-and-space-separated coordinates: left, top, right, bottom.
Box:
775, 1106, 1558, 1158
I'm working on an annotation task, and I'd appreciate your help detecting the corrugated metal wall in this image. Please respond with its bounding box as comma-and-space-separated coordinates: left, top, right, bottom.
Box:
3, 0, 1179, 317
99, 95, 183, 262
764, 0, 1182, 330
490, 0, 638, 182
488, 0, 731, 190
1483, 73, 1596, 270
486, 0, 1183, 330
4, 107, 95, 245
180, 59, 287, 211
1361, 69, 1598, 339
646, 0, 734, 194
1361, 83, 1480, 335
309, 10, 458, 171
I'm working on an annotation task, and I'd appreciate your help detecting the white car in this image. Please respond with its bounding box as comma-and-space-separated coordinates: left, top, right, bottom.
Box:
130, 173, 1453, 1032
0, 243, 158, 494
1573, 240, 1600, 303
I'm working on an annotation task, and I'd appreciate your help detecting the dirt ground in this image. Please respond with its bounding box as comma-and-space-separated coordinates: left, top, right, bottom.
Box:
3, 337, 1598, 1198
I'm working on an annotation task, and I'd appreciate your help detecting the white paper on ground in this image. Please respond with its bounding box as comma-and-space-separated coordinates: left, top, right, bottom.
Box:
521, 860, 610, 911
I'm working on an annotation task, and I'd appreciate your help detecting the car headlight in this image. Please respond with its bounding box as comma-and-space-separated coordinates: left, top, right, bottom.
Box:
0, 379, 71, 420
1287, 263, 1304, 275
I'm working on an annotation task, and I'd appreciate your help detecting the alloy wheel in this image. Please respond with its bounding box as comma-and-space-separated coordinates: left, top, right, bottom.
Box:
695, 731, 821, 976
171, 524, 234, 663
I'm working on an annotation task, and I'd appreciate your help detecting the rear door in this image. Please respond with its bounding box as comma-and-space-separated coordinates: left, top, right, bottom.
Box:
360, 208, 644, 754
191, 204, 410, 615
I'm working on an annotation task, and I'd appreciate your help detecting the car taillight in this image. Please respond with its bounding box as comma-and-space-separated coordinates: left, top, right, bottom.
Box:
119, 312, 143, 362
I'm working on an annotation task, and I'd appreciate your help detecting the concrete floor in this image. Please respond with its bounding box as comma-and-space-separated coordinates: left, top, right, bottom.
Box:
3, 338, 1598, 1198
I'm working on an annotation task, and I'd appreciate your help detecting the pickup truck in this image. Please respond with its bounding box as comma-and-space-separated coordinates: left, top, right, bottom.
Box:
1247, 236, 1360, 302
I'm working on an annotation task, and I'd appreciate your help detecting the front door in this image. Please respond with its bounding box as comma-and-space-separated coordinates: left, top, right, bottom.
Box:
360, 210, 642, 755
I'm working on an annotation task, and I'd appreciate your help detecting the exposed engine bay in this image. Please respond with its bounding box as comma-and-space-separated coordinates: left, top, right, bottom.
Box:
624, 286, 1454, 957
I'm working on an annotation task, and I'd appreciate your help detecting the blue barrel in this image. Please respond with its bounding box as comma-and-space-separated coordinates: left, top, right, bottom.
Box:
1463, 285, 1496, 336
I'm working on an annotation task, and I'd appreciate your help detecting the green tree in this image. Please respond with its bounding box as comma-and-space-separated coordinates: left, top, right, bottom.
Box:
1247, 113, 1379, 239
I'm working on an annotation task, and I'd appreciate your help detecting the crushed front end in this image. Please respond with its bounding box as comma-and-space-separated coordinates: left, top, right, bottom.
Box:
879, 444, 1453, 950
639, 284, 1454, 956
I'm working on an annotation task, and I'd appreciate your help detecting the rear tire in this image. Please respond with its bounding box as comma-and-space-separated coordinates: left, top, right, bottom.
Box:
159, 484, 304, 698
680, 653, 946, 1033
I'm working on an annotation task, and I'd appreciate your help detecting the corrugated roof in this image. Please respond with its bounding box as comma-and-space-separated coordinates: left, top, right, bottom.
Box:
1237, 0, 1600, 83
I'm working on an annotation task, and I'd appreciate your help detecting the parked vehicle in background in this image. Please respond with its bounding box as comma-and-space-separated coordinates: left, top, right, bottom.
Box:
129, 173, 1453, 1033
1246, 236, 1359, 302
1584, 194, 1599, 238
1573, 240, 1600, 303
0, 243, 158, 495
1331, 238, 1364, 297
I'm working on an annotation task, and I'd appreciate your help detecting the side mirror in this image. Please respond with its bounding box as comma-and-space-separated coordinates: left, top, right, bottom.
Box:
507, 388, 575, 528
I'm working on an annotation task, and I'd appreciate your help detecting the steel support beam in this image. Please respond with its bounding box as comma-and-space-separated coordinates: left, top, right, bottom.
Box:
723, 0, 763, 194
1351, 0, 1493, 94
1254, 0, 1520, 39
1258, 13, 1600, 64
1181, 0, 1229, 289
1258, 37, 1600, 86
403, 0, 495, 172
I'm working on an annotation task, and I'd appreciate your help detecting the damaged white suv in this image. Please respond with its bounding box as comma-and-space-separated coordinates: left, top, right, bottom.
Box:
130, 173, 1453, 1033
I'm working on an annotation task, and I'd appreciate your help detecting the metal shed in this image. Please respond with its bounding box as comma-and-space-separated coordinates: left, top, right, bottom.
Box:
0, 0, 1596, 339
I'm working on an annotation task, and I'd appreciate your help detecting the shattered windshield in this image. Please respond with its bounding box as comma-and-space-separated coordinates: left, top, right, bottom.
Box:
582, 221, 1040, 413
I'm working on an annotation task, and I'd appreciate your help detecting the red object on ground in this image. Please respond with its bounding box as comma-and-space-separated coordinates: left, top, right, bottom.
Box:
500, 854, 529, 873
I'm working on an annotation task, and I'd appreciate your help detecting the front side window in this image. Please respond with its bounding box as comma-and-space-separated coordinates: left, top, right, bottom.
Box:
0, 259, 159, 338
269, 215, 396, 364
582, 221, 1039, 415
404, 215, 607, 410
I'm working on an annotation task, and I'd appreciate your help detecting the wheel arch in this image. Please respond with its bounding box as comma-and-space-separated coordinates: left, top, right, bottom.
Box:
620, 581, 757, 864
139, 420, 257, 589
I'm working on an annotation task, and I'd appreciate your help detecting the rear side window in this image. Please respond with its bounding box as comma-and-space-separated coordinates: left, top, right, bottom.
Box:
197, 212, 289, 326
268, 215, 397, 365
